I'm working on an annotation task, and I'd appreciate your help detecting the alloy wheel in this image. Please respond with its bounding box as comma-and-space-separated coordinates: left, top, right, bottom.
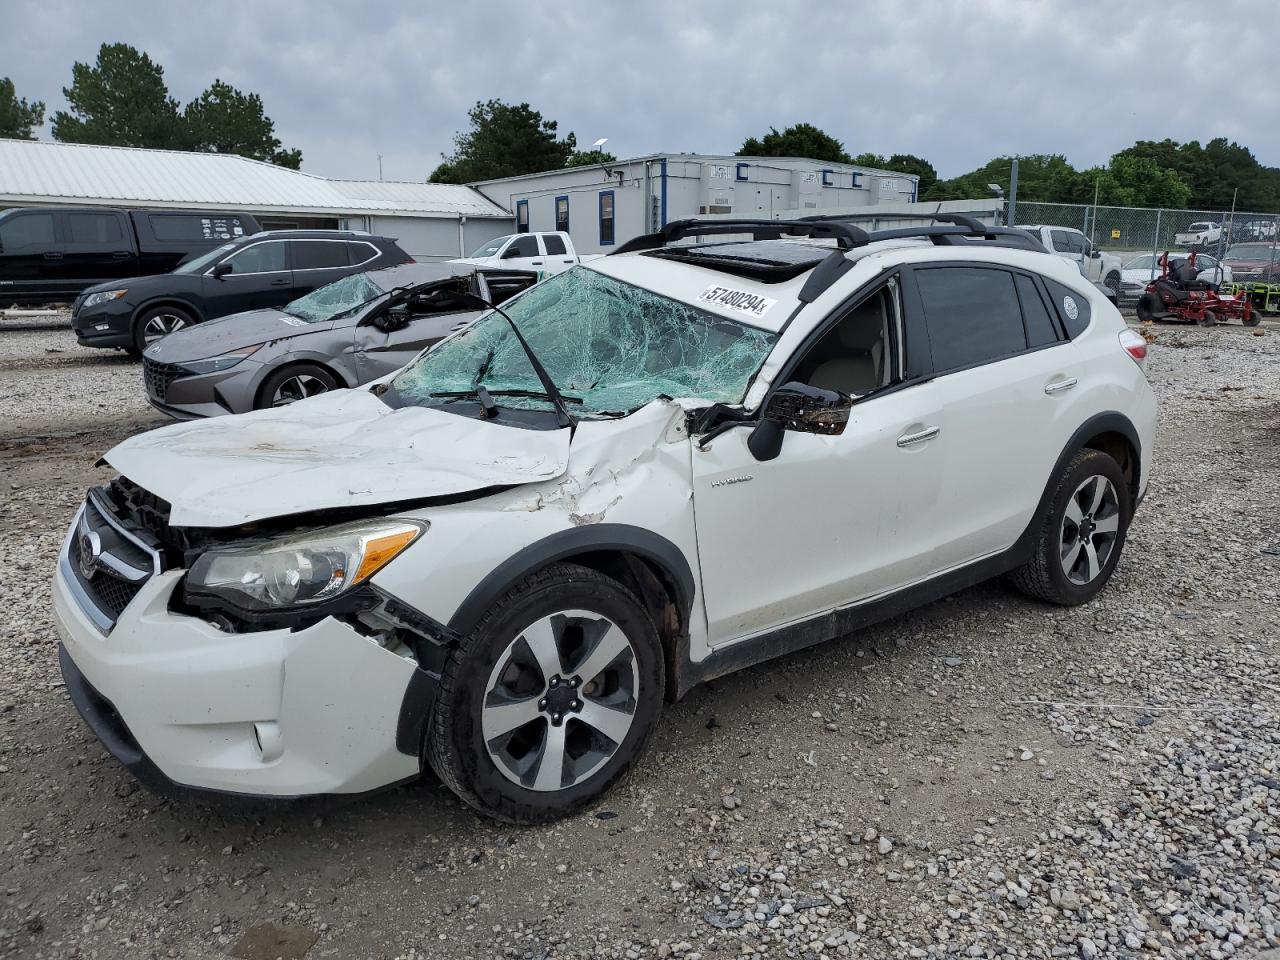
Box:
481, 610, 638, 792
1060, 475, 1120, 585
270, 374, 330, 406
142, 313, 187, 345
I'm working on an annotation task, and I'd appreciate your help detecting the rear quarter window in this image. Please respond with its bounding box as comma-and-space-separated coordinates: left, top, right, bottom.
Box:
1043, 278, 1091, 338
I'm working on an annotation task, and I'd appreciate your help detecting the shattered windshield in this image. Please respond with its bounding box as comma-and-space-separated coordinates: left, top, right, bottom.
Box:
391, 267, 777, 418
281, 272, 384, 323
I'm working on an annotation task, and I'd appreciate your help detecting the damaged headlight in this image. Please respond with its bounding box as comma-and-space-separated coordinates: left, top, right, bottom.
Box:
81, 289, 128, 308
185, 519, 426, 613
180, 344, 262, 375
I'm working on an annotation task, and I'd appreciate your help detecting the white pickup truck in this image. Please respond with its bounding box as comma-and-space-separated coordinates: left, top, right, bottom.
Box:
1175, 222, 1223, 249
1018, 224, 1124, 294
454, 231, 591, 276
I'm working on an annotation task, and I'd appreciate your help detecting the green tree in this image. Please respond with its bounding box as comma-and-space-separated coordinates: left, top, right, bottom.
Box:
51, 43, 182, 148
923, 154, 1085, 204
566, 148, 617, 168
0, 77, 45, 139
738, 123, 852, 164
183, 79, 302, 168
429, 100, 577, 183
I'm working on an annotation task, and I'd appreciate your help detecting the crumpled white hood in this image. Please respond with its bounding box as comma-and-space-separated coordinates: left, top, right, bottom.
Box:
106, 390, 570, 527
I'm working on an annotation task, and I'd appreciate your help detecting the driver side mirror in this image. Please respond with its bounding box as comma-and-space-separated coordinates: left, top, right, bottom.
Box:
211, 262, 232, 279
747, 381, 852, 462
500, 246, 523, 260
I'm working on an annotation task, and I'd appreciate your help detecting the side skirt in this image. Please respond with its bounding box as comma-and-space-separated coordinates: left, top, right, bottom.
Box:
672, 541, 1030, 698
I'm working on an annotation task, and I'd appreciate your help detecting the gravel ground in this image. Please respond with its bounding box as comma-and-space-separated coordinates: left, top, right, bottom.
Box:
0, 311, 1277, 960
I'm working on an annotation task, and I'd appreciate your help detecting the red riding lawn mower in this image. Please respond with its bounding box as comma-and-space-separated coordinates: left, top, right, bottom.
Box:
1135, 252, 1257, 327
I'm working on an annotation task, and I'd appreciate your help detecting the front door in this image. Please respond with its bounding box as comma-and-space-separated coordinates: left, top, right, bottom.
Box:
690, 279, 945, 647
200, 239, 292, 318
0, 210, 61, 300
498, 234, 545, 272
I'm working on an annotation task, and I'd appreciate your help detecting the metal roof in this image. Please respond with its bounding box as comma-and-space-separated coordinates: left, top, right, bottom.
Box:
0, 138, 509, 219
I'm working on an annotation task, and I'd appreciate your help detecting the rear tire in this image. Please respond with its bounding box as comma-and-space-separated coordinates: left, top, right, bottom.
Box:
1104, 271, 1121, 297
1010, 449, 1132, 606
1198, 309, 1217, 328
427, 563, 665, 824
1135, 293, 1161, 322
255, 363, 337, 410
133, 305, 195, 353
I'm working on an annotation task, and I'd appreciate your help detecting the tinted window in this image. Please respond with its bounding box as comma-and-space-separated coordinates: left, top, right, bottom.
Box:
347, 241, 377, 265
1015, 274, 1060, 347
599, 191, 615, 246
507, 235, 540, 258
292, 240, 350, 270
0, 213, 56, 250
1051, 230, 1085, 254
1043, 279, 1091, 338
543, 234, 567, 256
224, 241, 287, 274
67, 213, 123, 244
916, 267, 1027, 371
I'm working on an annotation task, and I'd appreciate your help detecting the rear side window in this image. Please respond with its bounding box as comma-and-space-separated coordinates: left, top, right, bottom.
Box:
347, 241, 378, 266
1043, 278, 1091, 338
916, 267, 1027, 372
292, 240, 350, 270
0, 213, 56, 249
543, 234, 567, 256
1015, 274, 1060, 347
67, 212, 123, 244
1051, 229, 1085, 254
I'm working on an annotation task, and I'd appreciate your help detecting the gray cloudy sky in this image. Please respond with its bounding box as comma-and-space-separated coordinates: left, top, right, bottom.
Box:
4, 0, 1277, 182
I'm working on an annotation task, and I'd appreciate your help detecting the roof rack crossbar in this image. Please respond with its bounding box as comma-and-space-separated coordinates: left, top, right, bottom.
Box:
610, 217, 870, 255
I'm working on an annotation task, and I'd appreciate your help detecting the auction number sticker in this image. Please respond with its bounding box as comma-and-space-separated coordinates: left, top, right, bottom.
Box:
697, 285, 777, 318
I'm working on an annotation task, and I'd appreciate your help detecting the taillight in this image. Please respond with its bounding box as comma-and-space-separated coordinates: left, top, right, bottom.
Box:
1118, 328, 1147, 365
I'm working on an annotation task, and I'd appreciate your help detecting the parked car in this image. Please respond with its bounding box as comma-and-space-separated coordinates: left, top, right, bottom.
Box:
0, 207, 260, 307
1175, 221, 1223, 249
1239, 220, 1278, 242
1221, 242, 1280, 283
454, 231, 588, 275
70, 230, 411, 354
1117, 253, 1231, 304
142, 262, 538, 419
53, 217, 1155, 822
1017, 225, 1123, 294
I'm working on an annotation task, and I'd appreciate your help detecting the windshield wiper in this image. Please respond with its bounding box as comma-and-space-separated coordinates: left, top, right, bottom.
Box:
430, 389, 583, 403
455, 293, 579, 432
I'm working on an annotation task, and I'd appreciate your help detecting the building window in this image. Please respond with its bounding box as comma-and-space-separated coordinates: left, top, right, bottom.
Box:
555, 195, 569, 233
736, 162, 749, 181
851, 173, 863, 189
821, 169, 834, 187
516, 199, 529, 233
598, 190, 615, 246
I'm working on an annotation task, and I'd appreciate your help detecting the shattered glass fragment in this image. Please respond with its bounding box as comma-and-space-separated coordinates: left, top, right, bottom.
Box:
392, 267, 777, 418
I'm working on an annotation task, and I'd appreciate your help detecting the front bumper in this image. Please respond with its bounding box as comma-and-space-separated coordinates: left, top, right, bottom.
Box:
53, 533, 427, 798
72, 299, 135, 349
143, 357, 265, 419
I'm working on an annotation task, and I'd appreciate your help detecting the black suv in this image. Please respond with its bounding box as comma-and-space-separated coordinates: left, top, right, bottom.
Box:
0, 207, 261, 307
71, 230, 412, 353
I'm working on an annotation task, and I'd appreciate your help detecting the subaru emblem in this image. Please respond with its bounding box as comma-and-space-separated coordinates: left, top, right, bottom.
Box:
78, 529, 103, 581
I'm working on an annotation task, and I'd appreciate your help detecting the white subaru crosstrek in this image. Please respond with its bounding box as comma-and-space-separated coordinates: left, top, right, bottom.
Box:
52, 216, 1156, 822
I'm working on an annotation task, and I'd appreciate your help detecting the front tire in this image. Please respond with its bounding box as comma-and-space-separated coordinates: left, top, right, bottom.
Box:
256, 363, 338, 409
1010, 449, 1132, 606
133, 305, 195, 352
427, 563, 665, 823
1135, 292, 1161, 322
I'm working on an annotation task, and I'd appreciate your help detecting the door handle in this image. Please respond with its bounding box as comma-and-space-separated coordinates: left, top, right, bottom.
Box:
111, 251, 132, 259
269, 278, 290, 286
1044, 378, 1078, 395
531, 260, 543, 265
43, 252, 63, 260
896, 425, 940, 447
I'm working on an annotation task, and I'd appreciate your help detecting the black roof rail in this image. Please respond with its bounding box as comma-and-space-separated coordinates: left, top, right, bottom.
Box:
800, 212, 1046, 252
610, 217, 870, 255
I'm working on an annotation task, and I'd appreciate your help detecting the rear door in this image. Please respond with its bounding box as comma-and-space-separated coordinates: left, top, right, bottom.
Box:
62, 210, 135, 288
199, 238, 292, 318
0, 210, 62, 300
290, 239, 356, 298
908, 264, 1081, 573
540, 233, 576, 273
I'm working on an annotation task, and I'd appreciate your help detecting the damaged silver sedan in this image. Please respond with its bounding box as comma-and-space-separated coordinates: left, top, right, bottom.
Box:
141, 262, 538, 418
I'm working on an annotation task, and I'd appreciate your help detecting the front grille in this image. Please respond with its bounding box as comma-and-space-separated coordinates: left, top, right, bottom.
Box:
63, 492, 163, 632
143, 359, 184, 402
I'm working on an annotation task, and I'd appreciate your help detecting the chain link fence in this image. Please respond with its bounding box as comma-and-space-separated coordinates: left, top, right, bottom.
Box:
1011, 200, 1280, 310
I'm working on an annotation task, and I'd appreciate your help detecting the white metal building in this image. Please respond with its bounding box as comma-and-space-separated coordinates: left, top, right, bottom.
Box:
0, 138, 513, 261
472, 154, 921, 256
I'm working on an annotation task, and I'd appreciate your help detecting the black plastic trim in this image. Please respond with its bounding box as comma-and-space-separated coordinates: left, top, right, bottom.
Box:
395, 667, 441, 756
447, 524, 697, 638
